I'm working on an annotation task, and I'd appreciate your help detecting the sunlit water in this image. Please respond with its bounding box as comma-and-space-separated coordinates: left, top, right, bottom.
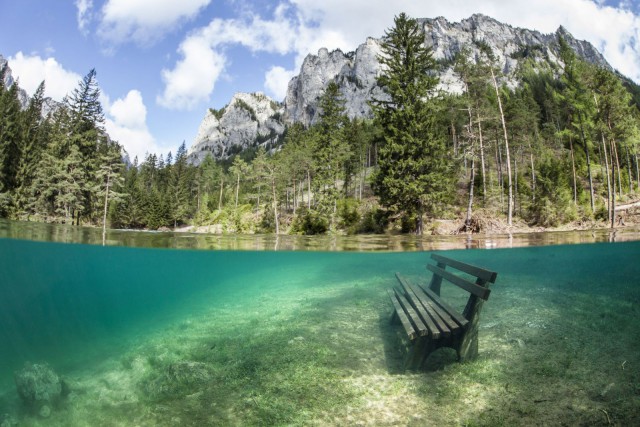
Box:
1, 219, 639, 425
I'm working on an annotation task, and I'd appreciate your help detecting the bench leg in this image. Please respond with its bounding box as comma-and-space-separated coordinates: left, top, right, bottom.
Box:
458, 299, 485, 362
390, 310, 399, 325
458, 328, 478, 362
404, 337, 427, 370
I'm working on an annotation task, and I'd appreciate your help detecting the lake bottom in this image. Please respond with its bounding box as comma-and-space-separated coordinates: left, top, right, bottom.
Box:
0, 239, 639, 425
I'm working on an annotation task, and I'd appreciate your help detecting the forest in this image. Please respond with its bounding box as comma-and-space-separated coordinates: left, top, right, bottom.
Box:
1, 14, 639, 235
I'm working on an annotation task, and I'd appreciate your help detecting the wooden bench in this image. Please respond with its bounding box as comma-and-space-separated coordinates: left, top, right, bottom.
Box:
388, 253, 498, 370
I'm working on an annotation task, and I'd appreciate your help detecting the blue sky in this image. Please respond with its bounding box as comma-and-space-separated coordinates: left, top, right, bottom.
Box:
0, 0, 639, 161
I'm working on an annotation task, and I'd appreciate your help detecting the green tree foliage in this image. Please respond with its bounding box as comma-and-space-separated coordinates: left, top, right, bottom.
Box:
313, 81, 350, 224
1, 30, 639, 234
372, 13, 454, 234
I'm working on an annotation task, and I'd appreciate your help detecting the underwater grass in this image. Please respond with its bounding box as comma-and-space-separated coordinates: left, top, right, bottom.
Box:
2, 242, 640, 426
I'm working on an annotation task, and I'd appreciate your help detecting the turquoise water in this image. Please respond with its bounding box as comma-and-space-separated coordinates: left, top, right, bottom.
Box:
0, 225, 639, 424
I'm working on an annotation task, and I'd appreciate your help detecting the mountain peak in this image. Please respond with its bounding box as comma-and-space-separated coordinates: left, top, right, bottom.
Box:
188, 14, 612, 163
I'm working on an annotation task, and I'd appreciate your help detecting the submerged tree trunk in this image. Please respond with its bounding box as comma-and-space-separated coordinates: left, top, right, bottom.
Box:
102, 174, 110, 246
610, 138, 617, 229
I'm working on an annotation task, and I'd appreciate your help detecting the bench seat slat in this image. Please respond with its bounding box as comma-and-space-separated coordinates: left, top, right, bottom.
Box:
418, 284, 470, 328
431, 254, 497, 283
394, 288, 429, 338
427, 264, 491, 300
396, 273, 443, 338
409, 281, 463, 332
396, 273, 451, 339
387, 289, 418, 340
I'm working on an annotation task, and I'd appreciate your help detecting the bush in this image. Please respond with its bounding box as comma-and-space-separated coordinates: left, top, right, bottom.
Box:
355, 206, 388, 233
290, 208, 329, 235
528, 155, 577, 226
337, 198, 360, 233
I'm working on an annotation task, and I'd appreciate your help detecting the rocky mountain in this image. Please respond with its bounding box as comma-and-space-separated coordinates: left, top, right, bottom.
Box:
188, 92, 285, 164
188, 13, 612, 164
0, 55, 30, 109
1, 54, 63, 117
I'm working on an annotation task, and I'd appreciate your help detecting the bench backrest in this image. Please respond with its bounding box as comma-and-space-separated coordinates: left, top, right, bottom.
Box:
427, 253, 497, 301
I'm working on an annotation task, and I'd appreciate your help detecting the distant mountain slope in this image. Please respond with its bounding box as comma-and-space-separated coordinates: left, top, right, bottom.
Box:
188, 13, 613, 164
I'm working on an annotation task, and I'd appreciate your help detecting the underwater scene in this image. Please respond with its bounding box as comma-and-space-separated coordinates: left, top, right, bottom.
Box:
0, 227, 639, 425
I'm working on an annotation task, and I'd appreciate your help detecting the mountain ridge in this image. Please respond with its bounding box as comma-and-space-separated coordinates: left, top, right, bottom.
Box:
183, 14, 611, 163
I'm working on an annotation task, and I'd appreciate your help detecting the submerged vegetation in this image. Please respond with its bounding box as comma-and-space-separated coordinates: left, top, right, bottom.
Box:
1, 241, 639, 425
0, 15, 639, 234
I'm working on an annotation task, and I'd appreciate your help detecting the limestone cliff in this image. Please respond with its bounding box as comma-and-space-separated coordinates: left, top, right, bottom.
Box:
188, 14, 612, 163
187, 92, 285, 163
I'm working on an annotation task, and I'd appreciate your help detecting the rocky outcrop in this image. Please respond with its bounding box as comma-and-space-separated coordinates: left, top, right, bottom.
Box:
284, 38, 386, 125
189, 14, 613, 163
1, 55, 63, 116
0, 55, 29, 109
187, 92, 285, 164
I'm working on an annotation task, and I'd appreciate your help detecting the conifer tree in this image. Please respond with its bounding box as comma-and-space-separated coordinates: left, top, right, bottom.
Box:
314, 81, 350, 220
557, 37, 596, 214
372, 13, 453, 234
15, 81, 48, 215
65, 69, 108, 223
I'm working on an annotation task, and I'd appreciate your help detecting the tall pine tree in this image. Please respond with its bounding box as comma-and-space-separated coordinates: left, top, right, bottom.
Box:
372, 13, 453, 234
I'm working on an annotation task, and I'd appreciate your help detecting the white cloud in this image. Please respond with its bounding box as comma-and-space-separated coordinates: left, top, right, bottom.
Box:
104, 90, 160, 161
76, 0, 94, 34
7, 52, 81, 100
157, 35, 227, 110
98, 0, 212, 45
158, 5, 302, 110
264, 66, 296, 100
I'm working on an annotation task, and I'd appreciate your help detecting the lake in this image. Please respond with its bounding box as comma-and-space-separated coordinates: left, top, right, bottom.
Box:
0, 219, 639, 426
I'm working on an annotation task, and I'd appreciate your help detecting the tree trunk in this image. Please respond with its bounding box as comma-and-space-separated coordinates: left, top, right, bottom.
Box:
235, 173, 240, 209
452, 119, 458, 156
601, 133, 612, 223
497, 142, 503, 211
307, 169, 311, 210
610, 138, 617, 229
612, 138, 622, 198
292, 179, 297, 214
272, 177, 279, 234
477, 111, 487, 202
530, 151, 536, 206
218, 178, 224, 210
102, 174, 110, 246
578, 113, 595, 213
466, 157, 475, 230
569, 136, 577, 205
626, 145, 633, 194
514, 155, 519, 217
635, 141, 640, 190
491, 68, 513, 226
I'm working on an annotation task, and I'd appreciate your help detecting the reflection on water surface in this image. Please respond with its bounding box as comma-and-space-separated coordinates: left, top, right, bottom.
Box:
1, 218, 639, 251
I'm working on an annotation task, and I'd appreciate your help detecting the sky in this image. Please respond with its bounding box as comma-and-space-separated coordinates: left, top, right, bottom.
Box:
0, 0, 639, 162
